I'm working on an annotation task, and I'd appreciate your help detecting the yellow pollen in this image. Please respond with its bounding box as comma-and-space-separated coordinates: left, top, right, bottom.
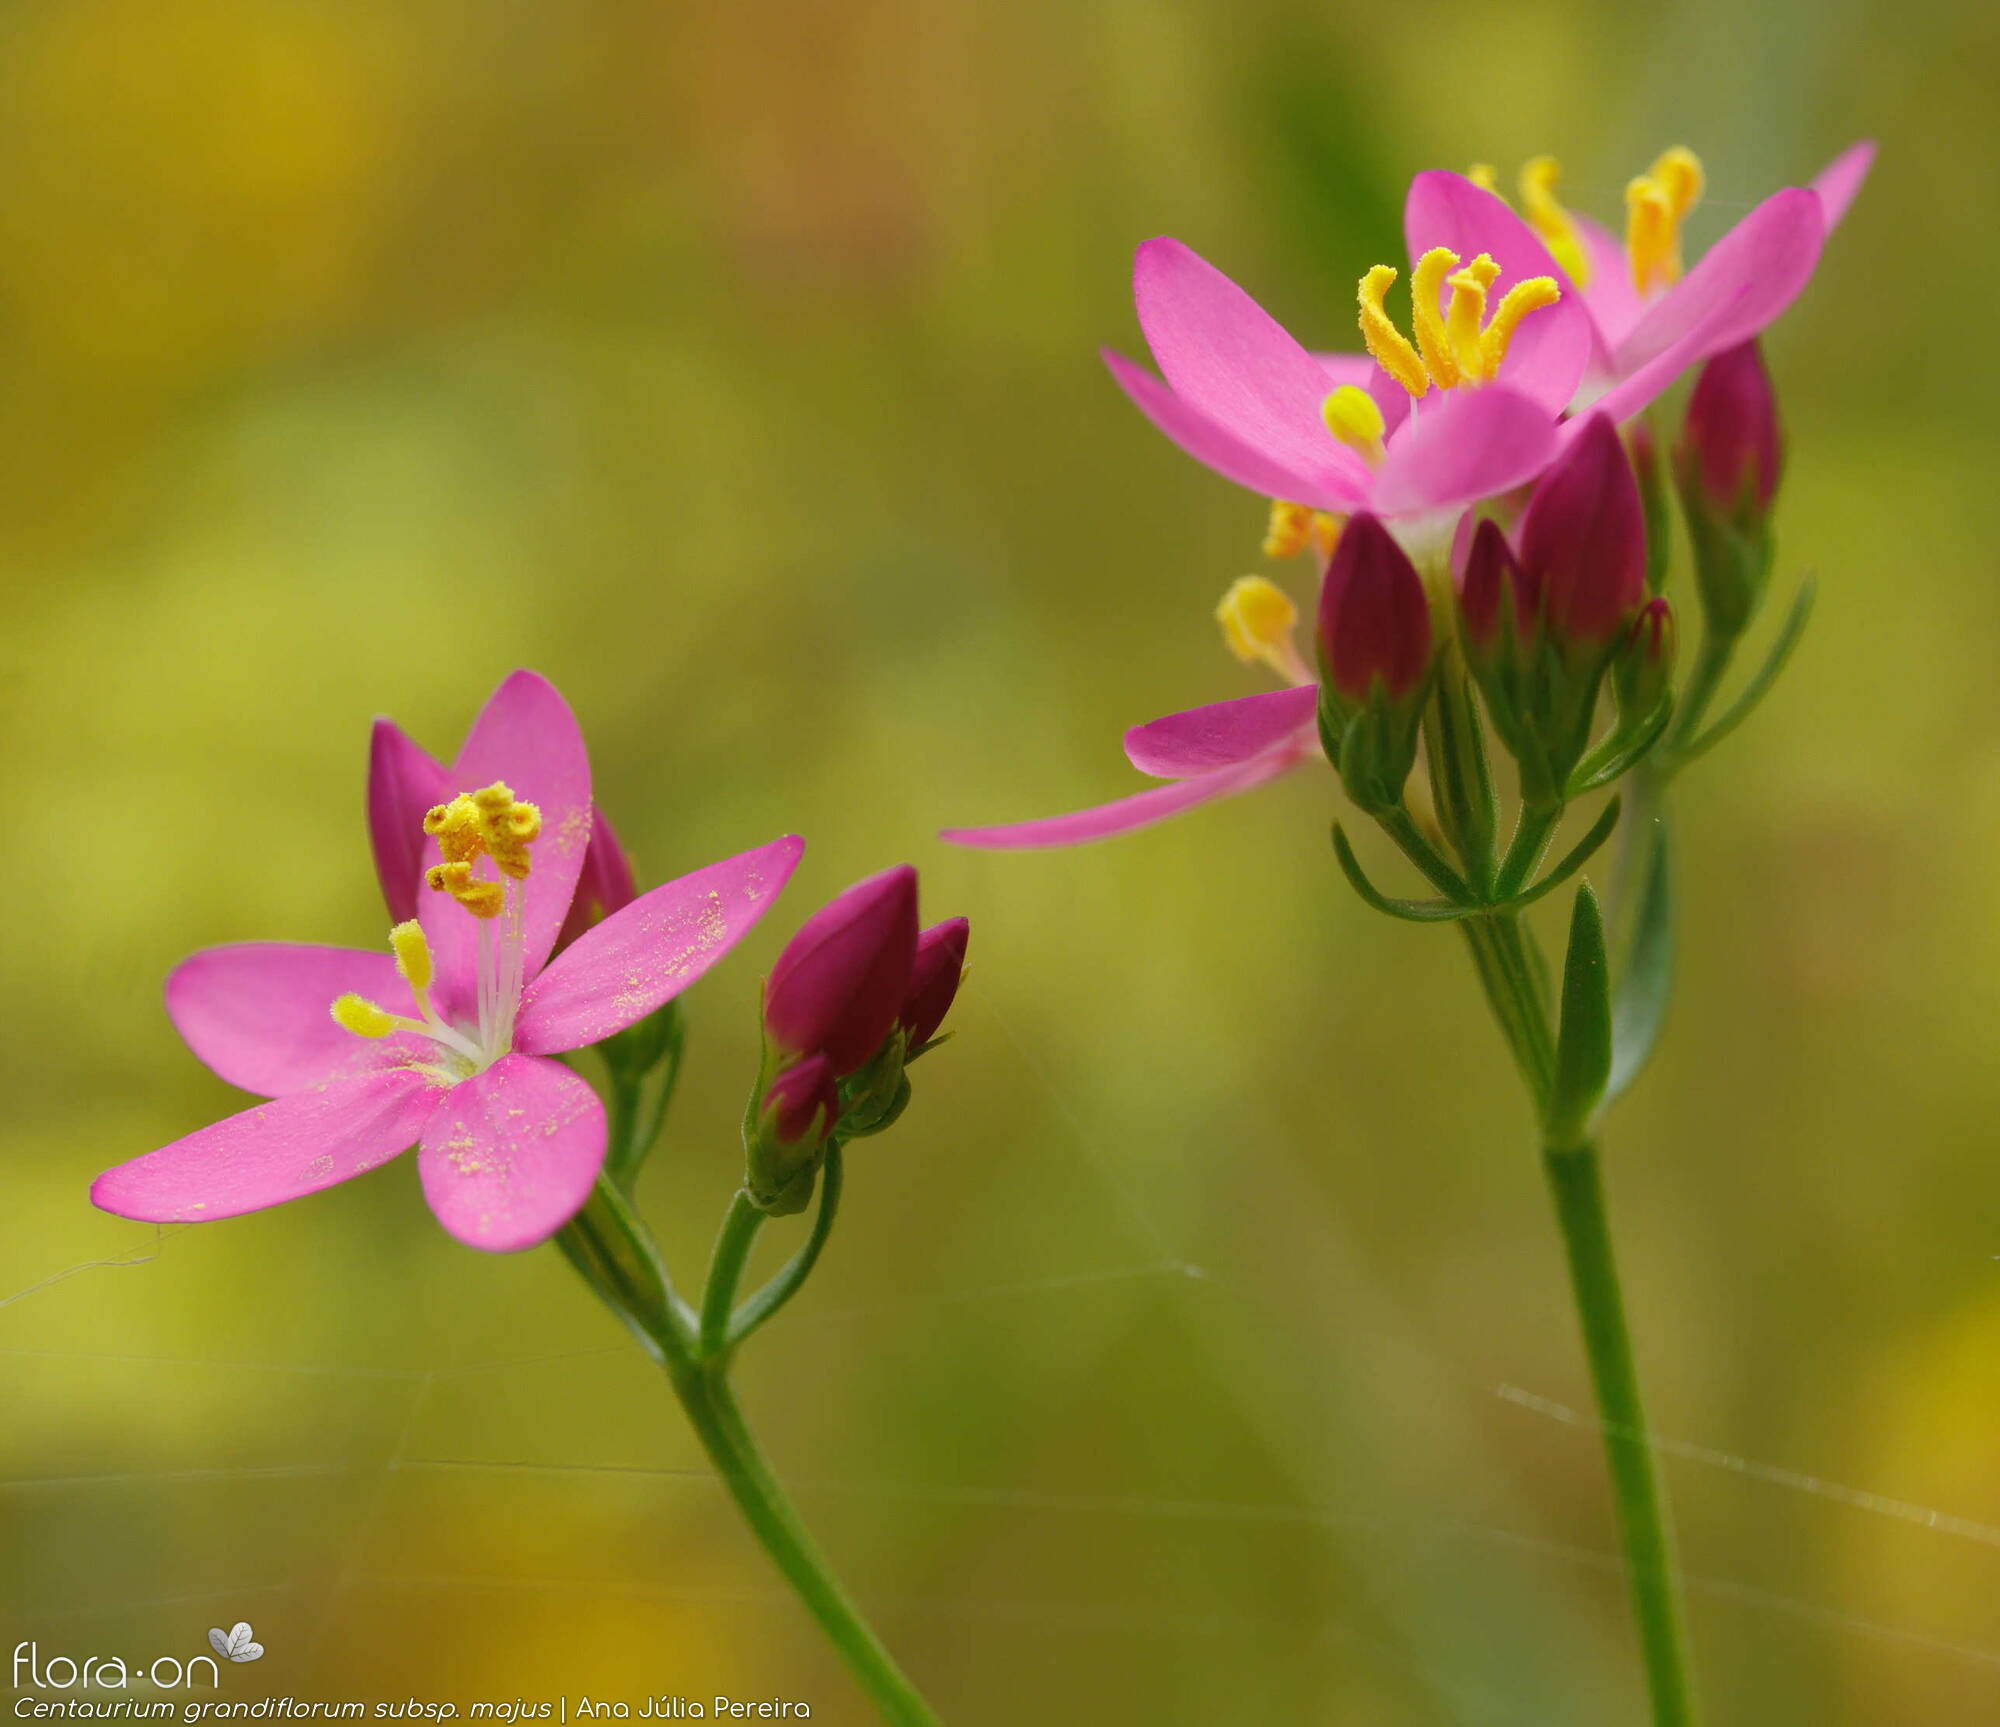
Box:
390, 919, 433, 992
331, 993, 395, 1039
1444, 255, 1500, 381
1409, 247, 1462, 390
1625, 148, 1703, 295
1310, 511, 1342, 558
1320, 384, 1386, 462
1467, 163, 1498, 194
1357, 265, 1429, 399
1519, 156, 1591, 288
1215, 576, 1303, 679
422, 781, 541, 918
1262, 500, 1312, 560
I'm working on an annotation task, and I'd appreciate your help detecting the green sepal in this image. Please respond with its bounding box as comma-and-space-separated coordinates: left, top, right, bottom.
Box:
1547, 882, 1613, 1148
1512, 798, 1622, 912
1677, 577, 1815, 767
1678, 454, 1775, 641
1332, 823, 1482, 922
1568, 694, 1673, 796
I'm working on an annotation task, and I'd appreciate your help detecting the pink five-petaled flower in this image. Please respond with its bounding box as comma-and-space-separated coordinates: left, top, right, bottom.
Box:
93, 671, 803, 1252
1397, 143, 1872, 434
1104, 232, 1589, 527
763, 865, 920, 1076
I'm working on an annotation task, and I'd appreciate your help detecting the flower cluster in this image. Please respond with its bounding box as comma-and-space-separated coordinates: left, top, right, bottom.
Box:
945, 140, 1869, 861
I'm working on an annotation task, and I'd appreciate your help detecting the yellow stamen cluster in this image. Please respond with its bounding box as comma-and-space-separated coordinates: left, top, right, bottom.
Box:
1625, 147, 1704, 295
1215, 576, 1308, 681
1358, 250, 1560, 399
1519, 156, 1591, 288
331, 992, 396, 1039
1262, 500, 1340, 561
423, 782, 541, 919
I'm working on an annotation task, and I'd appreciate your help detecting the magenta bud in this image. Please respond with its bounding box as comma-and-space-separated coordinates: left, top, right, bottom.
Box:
900, 917, 969, 1049
1518, 414, 1647, 648
761, 1053, 841, 1153
1459, 518, 1538, 654
1681, 340, 1783, 516
1316, 513, 1433, 705
555, 806, 639, 954
764, 864, 920, 1075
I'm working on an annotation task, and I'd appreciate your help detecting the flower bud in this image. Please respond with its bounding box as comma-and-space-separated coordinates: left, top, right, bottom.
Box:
1316, 513, 1432, 707
1680, 340, 1782, 518
1518, 414, 1646, 652
747, 1054, 841, 1214
1458, 518, 1537, 659
1613, 597, 1676, 724
900, 917, 969, 1051
764, 865, 919, 1075
554, 807, 639, 954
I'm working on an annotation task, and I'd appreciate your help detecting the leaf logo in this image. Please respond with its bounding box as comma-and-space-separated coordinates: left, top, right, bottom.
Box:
207, 1623, 265, 1663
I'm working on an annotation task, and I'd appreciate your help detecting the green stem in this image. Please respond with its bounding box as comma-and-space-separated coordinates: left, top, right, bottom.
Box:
671, 1360, 943, 1727
699, 1188, 766, 1360
1459, 911, 1555, 1103
1541, 1142, 1699, 1727
1665, 627, 1734, 758
731, 1146, 845, 1350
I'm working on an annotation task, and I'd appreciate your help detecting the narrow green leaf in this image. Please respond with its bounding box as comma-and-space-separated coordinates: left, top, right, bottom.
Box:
1510, 797, 1623, 912
1605, 817, 1675, 1104
1547, 883, 1613, 1147
1678, 576, 1815, 766
1332, 823, 1483, 923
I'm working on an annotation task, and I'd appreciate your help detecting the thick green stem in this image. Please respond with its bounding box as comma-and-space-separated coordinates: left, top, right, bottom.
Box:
1459, 911, 1555, 1103
1542, 1143, 1699, 1727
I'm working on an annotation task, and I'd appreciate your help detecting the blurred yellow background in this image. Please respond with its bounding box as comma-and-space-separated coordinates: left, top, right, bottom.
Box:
3, 0, 1995, 1720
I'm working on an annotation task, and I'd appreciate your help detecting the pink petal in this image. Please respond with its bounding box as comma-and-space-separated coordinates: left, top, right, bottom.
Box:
418, 670, 594, 1017
1371, 386, 1558, 517
167, 942, 412, 1097
91, 1070, 438, 1225
1402, 171, 1592, 414
1104, 350, 1363, 512
1574, 312, 1738, 429
514, 836, 804, 1054
1134, 238, 1374, 494
418, 1055, 604, 1251
1811, 139, 1875, 231
1572, 213, 1643, 359
940, 749, 1306, 851
1124, 685, 1319, 777
1612, 188, 1825, 377
368, 720, 449, 925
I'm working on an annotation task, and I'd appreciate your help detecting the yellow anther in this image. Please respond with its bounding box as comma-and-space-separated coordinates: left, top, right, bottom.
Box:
1262, 500, 1313, 560
1409, 247, 1462, 390
1479, 275, 1562, 377
390, 919, 433, 992
1309, 512, 1343, 558
1625, 178, 1678, 295
1467, 163, 1499, 194
1649, 146, 1704, 218
1214, 576, 1310, 682
422, 781, 541, 916
426, 860, 506, 920
1320, 384, 1386, 463
1357, 265, 1429, 399
1444, 254, 1500, 382
331, 993, 396, 1040
1519, 156, 1591, 288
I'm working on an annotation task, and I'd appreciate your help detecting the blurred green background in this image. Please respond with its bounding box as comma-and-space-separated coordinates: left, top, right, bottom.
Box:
3, 0, 1995, 1720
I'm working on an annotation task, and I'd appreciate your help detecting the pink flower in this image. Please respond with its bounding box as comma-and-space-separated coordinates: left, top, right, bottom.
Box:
94, 671, 802, 1252
1317, 514, 1432, 705
1678, 340, 1783, 517
1396, 143, 1872, 431
764, 865, 920, 1075
760, 1053, 841, 1154
1516, 414, 1648, 649
1104, 233, 1584, 524
899, 918, 970, 1050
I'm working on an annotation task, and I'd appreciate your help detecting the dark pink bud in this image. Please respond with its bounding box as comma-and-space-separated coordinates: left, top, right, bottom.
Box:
1518, 414, 1646, 647
765, 865, 919, 1074
1316, 513, 1432, 704
762, 1054, 840, 1152
555, 806, 639, 953
1458, 518, 1539, 653
1681, 340, 1782, 515
899, 917, 969, 1049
